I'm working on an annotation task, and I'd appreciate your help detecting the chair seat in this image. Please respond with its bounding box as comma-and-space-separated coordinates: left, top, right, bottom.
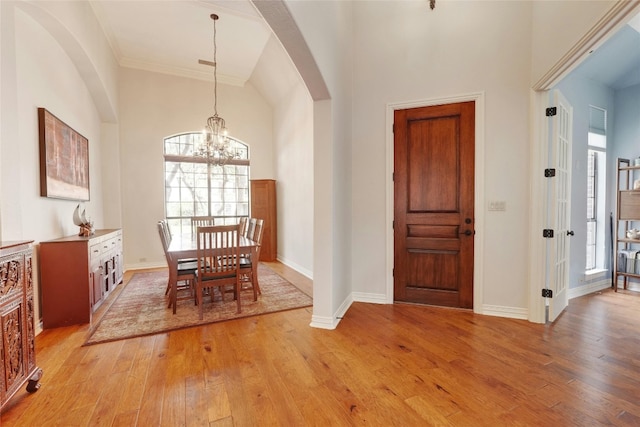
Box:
178, 261, 198, 273
195, 269, 237, 281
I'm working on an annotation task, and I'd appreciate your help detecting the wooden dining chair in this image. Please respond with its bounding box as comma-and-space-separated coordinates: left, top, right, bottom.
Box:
245, 218, 257, 241
157, 221, 197, 313
158, 220, 172, 296
159, 219, 171, 245
238, 216, 248, 237
161, 220, 196, 293
195, 225, 241, 320
191, 216, 217, 238
239, 218, 264, 296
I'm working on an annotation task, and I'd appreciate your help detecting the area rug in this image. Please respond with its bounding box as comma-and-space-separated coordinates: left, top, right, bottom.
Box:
84, 264, 312, 345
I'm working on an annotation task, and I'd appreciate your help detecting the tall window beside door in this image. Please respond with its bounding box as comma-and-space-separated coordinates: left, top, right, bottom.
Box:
586, 106, 606, 271
163, 132, 250, 236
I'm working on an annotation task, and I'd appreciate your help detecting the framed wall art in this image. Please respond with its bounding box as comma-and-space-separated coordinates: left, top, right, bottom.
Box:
38, 108, 90, 201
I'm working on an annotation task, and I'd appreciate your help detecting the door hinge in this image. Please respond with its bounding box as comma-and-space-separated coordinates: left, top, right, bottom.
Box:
541, 289, 553, 298
392, 220, 395, 229
392, 172, 395, 181
393, 123, 395, 133
544, 168, 556, 177
543, 229, 554, 238
546, 107, 557, 117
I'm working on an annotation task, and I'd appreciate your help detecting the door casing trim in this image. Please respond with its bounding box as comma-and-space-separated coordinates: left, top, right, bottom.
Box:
386, 92, 485, 311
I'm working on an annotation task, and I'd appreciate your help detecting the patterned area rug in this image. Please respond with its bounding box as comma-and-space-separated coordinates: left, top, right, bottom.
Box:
84, 264, 312, 345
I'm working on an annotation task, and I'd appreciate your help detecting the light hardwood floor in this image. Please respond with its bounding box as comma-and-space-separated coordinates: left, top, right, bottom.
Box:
2, 264, 640, 426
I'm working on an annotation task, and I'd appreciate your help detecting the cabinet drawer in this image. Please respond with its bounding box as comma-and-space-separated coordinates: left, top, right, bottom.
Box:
90, 243, 103, 263
619, 191, 640, 220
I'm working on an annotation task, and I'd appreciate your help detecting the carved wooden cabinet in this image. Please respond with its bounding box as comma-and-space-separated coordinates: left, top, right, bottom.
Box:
40, 229, 123, 328
1, 240, 42, 411
250, 179, 277, 261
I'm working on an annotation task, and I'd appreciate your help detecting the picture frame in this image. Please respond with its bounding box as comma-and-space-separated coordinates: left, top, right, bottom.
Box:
38, 108, 90, 201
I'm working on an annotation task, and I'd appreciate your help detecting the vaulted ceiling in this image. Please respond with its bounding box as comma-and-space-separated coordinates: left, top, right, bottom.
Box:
89, 0, 272, 86
89, 1, 640, 93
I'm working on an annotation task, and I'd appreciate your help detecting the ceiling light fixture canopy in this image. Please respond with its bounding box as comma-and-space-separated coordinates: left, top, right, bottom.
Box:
197, 13, 236, 166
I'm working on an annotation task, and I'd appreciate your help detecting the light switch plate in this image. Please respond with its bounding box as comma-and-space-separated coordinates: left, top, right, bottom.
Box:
488, 200, 506, 211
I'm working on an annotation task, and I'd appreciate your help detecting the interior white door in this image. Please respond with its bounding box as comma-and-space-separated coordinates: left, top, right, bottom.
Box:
547, 90, 573, 322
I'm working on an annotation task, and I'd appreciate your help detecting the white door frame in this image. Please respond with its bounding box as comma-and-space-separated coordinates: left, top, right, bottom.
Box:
386, 92, 486, 312
528, 1, 640, 323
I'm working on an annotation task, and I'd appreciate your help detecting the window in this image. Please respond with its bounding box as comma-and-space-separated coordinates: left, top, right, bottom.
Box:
586, 106, 606, 271
586, 149, 598, 269
163, 132, 249, 237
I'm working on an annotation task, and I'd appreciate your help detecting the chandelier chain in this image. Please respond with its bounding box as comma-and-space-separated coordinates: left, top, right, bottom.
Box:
196, 13, 236, 166
213, 14, 218, 117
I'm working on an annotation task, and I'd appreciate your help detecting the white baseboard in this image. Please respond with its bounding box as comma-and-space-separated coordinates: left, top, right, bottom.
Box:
569, 279, 612, 299
353, 292, 387, 304
481, 304, 528, 320
35, 321, 43, 336
343, 293, 530, 322
124, 261, 166, 271
275, 255, 313, 280
310, 293, 353, 330
309, 314, 337, 329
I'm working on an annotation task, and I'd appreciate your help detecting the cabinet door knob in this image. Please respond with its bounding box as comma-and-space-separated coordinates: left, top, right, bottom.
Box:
567, 230, 575, 236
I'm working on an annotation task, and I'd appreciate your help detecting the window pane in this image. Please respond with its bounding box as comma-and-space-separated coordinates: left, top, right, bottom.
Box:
588, 132, 606, 149
238, 203, 249, 216
166, 202, 181, 217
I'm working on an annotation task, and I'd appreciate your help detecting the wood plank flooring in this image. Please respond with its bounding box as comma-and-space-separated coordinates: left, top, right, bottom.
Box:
2, 265, 640, 426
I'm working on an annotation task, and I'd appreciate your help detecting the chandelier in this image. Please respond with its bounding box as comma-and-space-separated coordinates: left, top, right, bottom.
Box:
197, 13, 236, 166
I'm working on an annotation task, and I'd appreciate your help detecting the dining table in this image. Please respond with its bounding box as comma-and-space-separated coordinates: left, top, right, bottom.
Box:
166, 233, 259, 307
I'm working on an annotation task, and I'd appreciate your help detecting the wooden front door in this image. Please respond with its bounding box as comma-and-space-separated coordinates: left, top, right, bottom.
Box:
394, 101, 475, 308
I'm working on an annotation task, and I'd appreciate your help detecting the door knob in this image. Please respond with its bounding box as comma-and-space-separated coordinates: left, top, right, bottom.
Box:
460, 230, 473, 236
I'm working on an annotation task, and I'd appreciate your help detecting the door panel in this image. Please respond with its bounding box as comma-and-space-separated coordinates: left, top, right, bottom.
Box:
548, 90, 572, 322
394, 102, 475, 308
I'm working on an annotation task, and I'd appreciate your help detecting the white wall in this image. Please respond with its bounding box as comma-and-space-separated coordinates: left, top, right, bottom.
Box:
1, 1, 117, 242
350, 1, 533, 312
13, 9, 105, 240
530, 0, 617, 86
279, 0, 622, 319
285, 0, 354, 326
612, 82, 640, 275
118, 67, 273, 269
613, 83, 640, 160
252, 36, 314, 278
0, 1, 117, 328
